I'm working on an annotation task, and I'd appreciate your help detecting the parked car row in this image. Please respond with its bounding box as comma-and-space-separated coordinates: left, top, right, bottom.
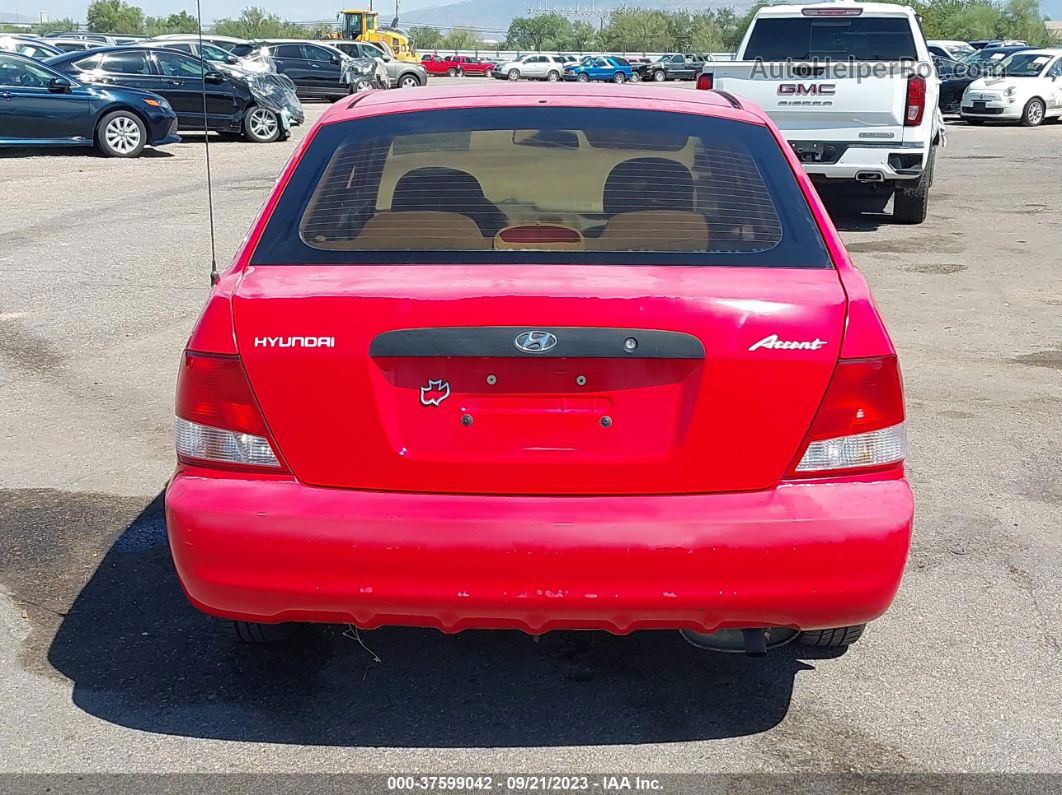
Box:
0, 51, 179, 157
483, 52, 713, 83
933, 45, 1062, 126
1, 30, 430, 158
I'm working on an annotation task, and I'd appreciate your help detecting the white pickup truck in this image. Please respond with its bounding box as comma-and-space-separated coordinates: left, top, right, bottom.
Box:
696, 1, 943, 223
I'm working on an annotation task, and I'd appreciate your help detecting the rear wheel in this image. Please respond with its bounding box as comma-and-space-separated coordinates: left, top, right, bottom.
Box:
225, 619, 295, 644
507, 68, 520, 81
613, 72, 626, 83
95, 110, 146, 158
798, 624, 866, 647
546, 70, 561, 82
893, 145, 934, 224
653, 69, 666, 82
1020, 97, 1045, 127
577, 72, 590, 83
447, 67, 459, 77
243, 106, 281, 143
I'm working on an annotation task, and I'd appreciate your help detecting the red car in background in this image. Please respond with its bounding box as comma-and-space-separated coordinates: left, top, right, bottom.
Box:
421, 53, 495, 76
167, 84, 913, 657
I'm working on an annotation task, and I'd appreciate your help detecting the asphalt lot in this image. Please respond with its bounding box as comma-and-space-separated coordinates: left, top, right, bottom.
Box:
1, 80, 1060, 775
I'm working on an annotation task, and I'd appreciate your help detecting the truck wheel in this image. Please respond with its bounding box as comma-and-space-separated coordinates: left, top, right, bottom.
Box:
507, 68, 520, 81
95, 110, 146, 158
653, 69, 666, 82
398, 73, 420, 88
798, 624, 865, 647
613, 72, 626, 83
577, 72, 590, 83
546, 70, 561, 82
447, 67, 459, 77
893, 146, 935, 224
224, 619, 295, 643
1020, 98, 1045, 127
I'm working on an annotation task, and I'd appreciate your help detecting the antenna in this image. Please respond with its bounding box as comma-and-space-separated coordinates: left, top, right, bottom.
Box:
196, 0, 220, 286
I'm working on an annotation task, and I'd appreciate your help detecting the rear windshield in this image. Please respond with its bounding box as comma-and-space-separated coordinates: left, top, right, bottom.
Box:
251, 107, 831, 268
745, 17, 918, 61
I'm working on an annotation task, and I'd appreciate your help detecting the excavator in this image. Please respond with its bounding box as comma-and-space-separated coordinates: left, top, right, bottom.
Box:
335, 9, 417, 62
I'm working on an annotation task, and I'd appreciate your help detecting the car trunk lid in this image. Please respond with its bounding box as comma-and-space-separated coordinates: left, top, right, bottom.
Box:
234, 264, 846, 495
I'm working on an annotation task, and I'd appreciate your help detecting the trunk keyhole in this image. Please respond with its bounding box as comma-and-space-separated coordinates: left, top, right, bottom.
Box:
600, 415, 612, 428
461, 414, 473, 427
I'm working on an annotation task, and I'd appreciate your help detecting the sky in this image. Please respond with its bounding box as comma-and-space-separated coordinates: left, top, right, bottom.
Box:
6, 0, 1061, 25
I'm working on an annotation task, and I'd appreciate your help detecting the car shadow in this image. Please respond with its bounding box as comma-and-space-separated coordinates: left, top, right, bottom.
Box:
819, 195, 892, 232
0, 146, 174, 159
20, 489, 842, 747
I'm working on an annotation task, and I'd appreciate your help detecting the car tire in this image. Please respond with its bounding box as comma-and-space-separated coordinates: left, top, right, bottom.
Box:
630, 72, 641, 82
95, 110, 146, 158
243, 105, 281, 143
613, 72, 626, 83
653, 70, 666, 82
546, 70, 561, 82
447, 67, 459, 77
507, 68, 520, 81
577, 72, 590, 83
964, 117, 985, 125
1020, 97, 1045, 127
225, 619, 295, 644
798, 624, 866, 647
893, 145, 934, 224
398, 73, 421, 88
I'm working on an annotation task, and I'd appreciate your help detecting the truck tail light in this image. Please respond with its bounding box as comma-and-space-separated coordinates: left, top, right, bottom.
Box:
175, 351, 288, 472
696, 73, 714, 90
802, 6, 863, 15
787, 356, 906, 477
905, 75, 926, 126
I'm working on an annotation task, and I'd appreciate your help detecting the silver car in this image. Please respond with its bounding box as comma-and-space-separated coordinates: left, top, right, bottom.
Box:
331, 40, 426, 88
495, 54, 568, 81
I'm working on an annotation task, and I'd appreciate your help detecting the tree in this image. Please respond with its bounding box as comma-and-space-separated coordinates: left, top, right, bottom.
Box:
86, 0, 145, 34
213, 7, 307, 39
566, 20, 598, 52
144, 11, 198, 36
445, 27, 484, 50
506, 13, 572, 50
410, 26, 445, 50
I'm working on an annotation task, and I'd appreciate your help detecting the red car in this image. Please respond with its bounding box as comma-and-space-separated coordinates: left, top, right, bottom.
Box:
421, 54, 494, 76
167, 84, 913, 656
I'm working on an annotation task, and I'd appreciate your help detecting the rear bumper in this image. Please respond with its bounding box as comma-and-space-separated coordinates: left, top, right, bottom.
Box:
791, 141, 929, 181
166, 471, 913, 634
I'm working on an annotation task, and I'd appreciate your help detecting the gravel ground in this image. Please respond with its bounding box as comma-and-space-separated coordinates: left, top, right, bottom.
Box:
0, 82, 1060, 776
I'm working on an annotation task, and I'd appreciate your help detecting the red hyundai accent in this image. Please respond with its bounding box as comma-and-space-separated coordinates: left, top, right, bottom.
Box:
166, 84, 913, 655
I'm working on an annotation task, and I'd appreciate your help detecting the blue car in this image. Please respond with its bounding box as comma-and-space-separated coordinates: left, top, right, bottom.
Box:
0, 51, 179, 157
563, 55, 633, 83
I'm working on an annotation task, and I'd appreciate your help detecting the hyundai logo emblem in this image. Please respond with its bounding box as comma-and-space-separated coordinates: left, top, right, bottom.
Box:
514, 330, 558, 353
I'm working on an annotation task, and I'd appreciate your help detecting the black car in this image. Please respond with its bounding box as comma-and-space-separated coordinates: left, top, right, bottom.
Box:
45, 46, 295, 142
634, 53, 707, 82
232, 40, 358, 101
0, 51, 178, 157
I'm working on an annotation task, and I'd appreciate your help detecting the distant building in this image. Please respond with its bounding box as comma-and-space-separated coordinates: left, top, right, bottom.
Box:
1048, 20, 1062, 42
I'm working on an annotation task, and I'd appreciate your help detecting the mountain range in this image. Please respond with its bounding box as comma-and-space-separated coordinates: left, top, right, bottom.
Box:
397, 0, 751, 37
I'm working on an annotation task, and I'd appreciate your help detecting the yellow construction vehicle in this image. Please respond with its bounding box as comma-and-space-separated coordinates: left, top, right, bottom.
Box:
336, 9, 417, 62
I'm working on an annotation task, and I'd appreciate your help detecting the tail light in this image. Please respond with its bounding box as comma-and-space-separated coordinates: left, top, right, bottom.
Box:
904, 76, 926, 126
787, 356, 906, 478
175, 351, 288, 472
696, 73, 714, 91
